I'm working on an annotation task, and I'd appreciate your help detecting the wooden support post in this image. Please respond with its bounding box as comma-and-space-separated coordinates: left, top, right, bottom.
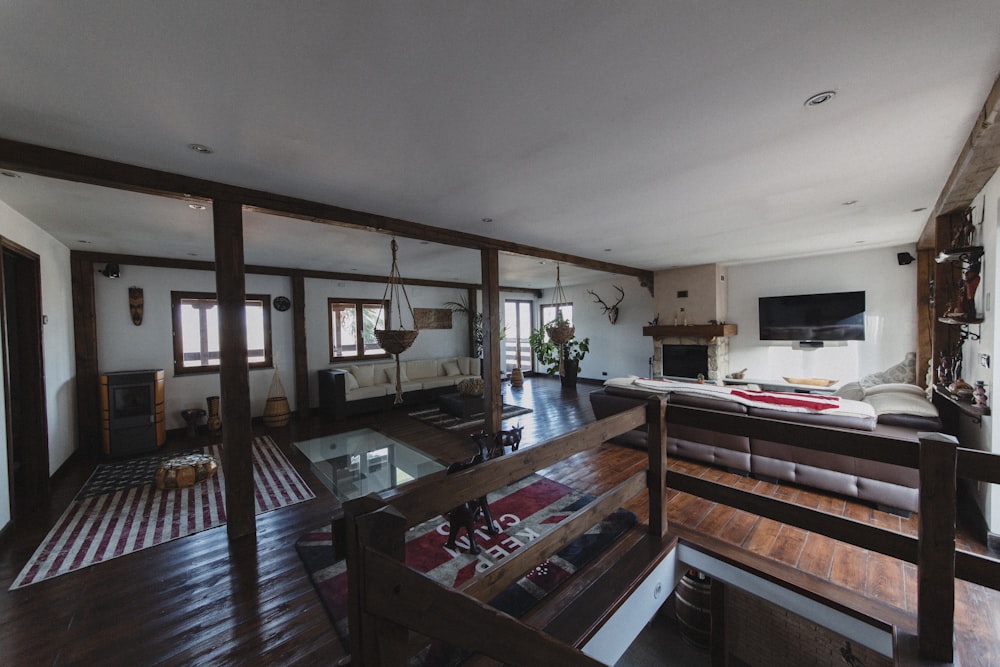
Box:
213, 199, 255, 540
647, 395, 669, 541
481, 249, 501, 434
344, 497, 407, 666
917, 432, 958, 662
291, 270, 309, 419
70, 253, 101, 456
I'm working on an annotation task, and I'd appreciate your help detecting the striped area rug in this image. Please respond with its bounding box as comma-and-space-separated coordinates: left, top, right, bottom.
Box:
10, 435, 314, 590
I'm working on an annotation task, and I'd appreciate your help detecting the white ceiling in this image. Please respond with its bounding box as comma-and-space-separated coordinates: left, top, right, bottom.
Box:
1, 2, 999, 288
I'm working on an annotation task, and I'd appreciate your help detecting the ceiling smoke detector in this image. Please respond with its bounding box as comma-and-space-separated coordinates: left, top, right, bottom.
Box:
804, 91, 837, 107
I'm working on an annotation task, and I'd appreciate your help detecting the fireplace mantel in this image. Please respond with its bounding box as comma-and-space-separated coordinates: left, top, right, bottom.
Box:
642, 324, 738, 338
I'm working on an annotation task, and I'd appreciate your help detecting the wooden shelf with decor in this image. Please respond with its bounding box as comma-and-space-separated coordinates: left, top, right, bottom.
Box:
642, 323, 737, 338
928, 208, 985, 402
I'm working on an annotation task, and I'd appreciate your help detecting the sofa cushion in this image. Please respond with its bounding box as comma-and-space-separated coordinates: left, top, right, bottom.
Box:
407, 359, 440, 380
457, 357, 471, 375
345, 385, 388, 401
422, 376, 459, 390
865, 387, 938, 423
350, 364, 376, 388
381, 365, 409, 384
343, 371, 359, 392
860, 352, 917, 388
834, 381, 865, 401
442, 360, 462, 377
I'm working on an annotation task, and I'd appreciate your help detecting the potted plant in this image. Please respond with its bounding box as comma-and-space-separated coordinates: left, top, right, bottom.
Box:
529, 324, 590, 388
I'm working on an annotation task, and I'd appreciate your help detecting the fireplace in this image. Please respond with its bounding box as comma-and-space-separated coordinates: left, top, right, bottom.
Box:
100, 369, 166, 457
662, 344, 709, 378
652, 335, 731, 381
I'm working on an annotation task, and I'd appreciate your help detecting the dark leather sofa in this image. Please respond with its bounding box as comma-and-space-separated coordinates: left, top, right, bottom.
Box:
590, 381, 942, 514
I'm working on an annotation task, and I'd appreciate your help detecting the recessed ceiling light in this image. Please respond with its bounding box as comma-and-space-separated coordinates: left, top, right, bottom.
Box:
842, 200, 858, 206
1, 170, 21, 178
481, 218, 493, 223
77, 239, 91, 244
604, 248, 612, 252
912, 207, 927, 213
188, 203, 207, 210
187, 143, 214, 154
804, 91, 837, 107
187, 252, 199, 257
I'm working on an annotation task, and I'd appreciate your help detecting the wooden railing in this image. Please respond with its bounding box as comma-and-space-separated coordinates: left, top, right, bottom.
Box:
662, 397, 1000, 663
339, 406, 661, 666
341, 396, 1000, 665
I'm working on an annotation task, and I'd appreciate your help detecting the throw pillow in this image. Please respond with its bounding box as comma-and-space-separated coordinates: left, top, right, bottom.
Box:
383, 365, 408, 384
859, 352, 917, 388
469, 357, 481, 376
457, 357, 470, 375
343, 371, 359, 392
349, 364, 375, 388
442, 360, 461, 377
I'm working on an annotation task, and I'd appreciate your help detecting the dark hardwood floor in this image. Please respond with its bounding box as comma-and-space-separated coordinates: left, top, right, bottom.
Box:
1, 375, 998, 665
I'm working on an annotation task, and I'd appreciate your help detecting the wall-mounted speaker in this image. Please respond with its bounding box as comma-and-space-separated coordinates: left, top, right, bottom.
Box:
897, 252, 915, 266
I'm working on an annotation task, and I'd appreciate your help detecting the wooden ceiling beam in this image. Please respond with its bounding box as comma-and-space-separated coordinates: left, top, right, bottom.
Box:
918, 69, 1000, 249
74, 250, 542, 295
0, 138, 653, 286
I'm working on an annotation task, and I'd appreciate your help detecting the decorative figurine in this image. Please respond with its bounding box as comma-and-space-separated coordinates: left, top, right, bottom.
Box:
974, 381, 988, 408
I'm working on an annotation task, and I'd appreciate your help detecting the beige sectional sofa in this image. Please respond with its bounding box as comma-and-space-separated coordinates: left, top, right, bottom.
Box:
318, 356, 482, 420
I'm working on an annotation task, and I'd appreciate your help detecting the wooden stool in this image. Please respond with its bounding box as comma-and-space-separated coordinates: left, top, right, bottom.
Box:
155, 453, 218, 490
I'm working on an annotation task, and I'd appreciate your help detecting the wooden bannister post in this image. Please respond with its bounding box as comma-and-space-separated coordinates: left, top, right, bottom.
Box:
917, 432, 958, 662
344, 496, 407, 666
647, 395, 669, 541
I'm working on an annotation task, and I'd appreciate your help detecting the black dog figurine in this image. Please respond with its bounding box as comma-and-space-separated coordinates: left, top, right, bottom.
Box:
444, 432, 500, 554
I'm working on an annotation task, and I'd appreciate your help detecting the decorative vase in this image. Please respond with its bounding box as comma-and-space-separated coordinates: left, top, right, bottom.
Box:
510, 367, 524, 388
974, 381, 988, 407
206, 395, 222, 436
560, 359, 579, 388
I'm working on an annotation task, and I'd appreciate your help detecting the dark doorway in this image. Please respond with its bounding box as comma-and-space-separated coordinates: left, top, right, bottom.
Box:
2, 240, 49, 516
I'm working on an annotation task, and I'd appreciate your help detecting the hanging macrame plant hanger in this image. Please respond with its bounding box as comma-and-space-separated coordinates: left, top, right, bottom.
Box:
545, 264, 575, 374
374, 238, 419, 404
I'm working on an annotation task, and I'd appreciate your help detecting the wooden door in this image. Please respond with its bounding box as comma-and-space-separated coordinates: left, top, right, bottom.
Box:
2, 239, 49, 515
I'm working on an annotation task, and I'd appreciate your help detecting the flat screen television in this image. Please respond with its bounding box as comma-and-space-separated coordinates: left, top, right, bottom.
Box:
758, 291, 865, 341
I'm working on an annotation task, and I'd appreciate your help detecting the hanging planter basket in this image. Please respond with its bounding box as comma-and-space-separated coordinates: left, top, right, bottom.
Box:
375, 238, 419, 403
546, 323, 575, 345
375, 329, 419, 355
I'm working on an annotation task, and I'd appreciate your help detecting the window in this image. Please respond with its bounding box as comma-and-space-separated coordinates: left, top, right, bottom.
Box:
329, 299, 390, 361
540, 302, 573, 327
171, 291, 272, 374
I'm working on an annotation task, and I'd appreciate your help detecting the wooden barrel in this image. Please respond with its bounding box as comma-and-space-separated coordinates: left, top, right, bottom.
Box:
675, 569, 712, 649
262, 396, 291, 427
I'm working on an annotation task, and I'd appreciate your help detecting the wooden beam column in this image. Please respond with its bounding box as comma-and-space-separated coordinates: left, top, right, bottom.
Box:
213, 199, 255, 540
291, 270, 309, 419
481, 249, 502, 434
70, 253, 101, 456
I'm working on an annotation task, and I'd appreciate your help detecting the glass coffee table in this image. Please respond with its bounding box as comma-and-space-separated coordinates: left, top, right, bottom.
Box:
294, 428, 446, 501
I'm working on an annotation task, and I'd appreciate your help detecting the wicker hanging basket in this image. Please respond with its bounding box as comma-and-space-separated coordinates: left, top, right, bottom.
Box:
374, 329, 419, 355
375, 239, 419, 403
546, 323, 575, 345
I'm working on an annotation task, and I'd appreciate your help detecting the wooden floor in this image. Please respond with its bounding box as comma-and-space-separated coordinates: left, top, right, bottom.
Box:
1, 376, 998, 665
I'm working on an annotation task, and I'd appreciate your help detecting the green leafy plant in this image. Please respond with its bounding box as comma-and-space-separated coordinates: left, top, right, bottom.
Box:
528, 325, 590, 375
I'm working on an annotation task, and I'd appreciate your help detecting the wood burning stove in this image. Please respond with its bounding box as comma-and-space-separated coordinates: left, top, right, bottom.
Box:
100, 370, 166, 457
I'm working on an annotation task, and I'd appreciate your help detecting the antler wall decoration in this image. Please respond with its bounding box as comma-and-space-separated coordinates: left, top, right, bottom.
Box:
587, 285, 625, 324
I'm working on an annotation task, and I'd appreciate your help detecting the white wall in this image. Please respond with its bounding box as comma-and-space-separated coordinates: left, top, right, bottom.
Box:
726, 245, 918, 383
0, 200, 77, 533
535, 276, 655, 380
